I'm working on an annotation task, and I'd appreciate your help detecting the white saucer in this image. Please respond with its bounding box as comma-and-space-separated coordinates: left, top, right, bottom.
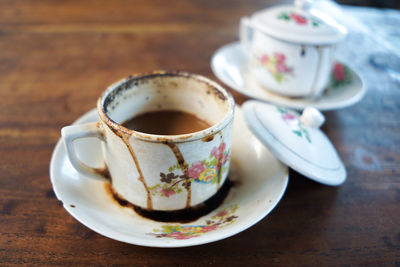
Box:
211, 42, 365, 111
50, 108, 288, 247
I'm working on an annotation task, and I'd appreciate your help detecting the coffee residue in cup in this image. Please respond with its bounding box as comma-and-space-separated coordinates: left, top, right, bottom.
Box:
121, 110, 211, 135
105, 179, 234, 223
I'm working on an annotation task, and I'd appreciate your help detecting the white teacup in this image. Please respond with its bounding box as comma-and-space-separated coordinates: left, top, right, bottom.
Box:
62, 72, 235, 211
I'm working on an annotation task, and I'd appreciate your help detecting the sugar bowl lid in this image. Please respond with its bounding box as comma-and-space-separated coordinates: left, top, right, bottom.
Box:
242, 101, 346, 186
245, 0, 347, 45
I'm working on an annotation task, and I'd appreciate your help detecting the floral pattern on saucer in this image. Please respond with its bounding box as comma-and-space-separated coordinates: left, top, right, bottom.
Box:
330, 63, 353, 88
278, 107, 311, 143
149, 205, 238, 240
277, 11, 322, 27
260, 52, 293, 83
149, 142, 230, 198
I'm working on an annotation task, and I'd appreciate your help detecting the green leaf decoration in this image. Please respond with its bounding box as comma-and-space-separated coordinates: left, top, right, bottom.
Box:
277, 107, 287, 114
278, 12, 290, 20
161, 225, 175, 234
303, 129, 312, 143
275, 73, 284, 83
292, 130, 302, 137
209, 158, 218, 166
149, 184, 160, 191
231, 204, 239, 213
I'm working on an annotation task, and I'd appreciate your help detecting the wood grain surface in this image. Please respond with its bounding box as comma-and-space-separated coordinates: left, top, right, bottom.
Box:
0, 0, 399, 266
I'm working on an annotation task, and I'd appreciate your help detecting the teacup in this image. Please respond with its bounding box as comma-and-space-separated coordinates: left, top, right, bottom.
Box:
240, 0, 347, 98
62, 71, 235, 211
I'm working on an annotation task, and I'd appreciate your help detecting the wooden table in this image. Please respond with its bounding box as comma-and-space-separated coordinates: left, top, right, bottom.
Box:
1, 1, 399, 266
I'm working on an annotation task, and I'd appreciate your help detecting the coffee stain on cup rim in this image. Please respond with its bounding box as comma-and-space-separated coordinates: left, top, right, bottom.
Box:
202, 134, 215, 142
97, 71, 235, 144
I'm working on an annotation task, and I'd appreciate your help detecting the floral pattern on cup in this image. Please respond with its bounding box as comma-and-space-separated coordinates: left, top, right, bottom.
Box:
330, 63, 352, 88
149, 142, 230, 198
278, 107, 311, 143
260, 52, 293, 83
149, 205, 238, 240
277, 11, 322, 27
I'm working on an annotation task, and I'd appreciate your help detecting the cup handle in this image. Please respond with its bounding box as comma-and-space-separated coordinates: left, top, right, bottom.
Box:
61, 122, 109, 182
239, 17, 253, 55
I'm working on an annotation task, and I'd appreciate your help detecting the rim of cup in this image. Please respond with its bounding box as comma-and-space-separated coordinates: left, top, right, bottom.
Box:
97, 71, 235, 143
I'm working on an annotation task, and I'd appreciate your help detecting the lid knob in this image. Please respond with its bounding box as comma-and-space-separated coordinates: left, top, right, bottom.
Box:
300, 107, 325, 128
295, 0, 312, 11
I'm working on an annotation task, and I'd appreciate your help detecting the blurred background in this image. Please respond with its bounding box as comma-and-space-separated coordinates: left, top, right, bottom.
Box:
337, 0, 399, 8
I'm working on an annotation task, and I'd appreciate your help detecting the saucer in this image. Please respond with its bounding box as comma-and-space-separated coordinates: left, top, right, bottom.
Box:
211, 42, 365, 111
50, 108, 288, 247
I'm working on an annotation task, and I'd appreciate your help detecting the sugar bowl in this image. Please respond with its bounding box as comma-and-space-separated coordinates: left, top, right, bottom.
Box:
240, 0, 347, 98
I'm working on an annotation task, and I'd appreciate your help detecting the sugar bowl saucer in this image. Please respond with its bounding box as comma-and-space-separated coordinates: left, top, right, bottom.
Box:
211, 42, 365, 111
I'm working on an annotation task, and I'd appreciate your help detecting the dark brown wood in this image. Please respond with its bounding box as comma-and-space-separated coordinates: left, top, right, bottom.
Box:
0, 1, 399, 266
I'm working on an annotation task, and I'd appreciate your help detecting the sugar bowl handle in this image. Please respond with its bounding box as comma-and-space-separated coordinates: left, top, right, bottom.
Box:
295, 0, 312, 11
239, 17, 254, 54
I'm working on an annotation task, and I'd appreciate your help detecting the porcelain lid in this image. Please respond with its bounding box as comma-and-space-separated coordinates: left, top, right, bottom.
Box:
247, 0, 347, 45
242, 101, 346, 185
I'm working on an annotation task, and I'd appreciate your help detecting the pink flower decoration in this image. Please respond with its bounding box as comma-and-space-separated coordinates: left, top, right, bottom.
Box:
211, 147, 219, 158
290, 13, 307, 25
261, 55, 269, 63
161, 188, 176, 198
282, 113, 297, 126
188, 161, 206, 178
167, 232, 193, 240
216, 210, 228, 217
333, 63, 346, 81
276, 63, 289, 73
274, 53, 286, 63
219, 142, 226, 153
199, 225, 217, 233
282, 113, 296, 121
211, 142, 226, 160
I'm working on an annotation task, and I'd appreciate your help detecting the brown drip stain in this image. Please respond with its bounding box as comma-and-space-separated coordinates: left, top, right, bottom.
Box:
202, 134, 214, 142
94, 122, 113, 182
109, 126, 153, 210
217, 132, 224, 189
105, 179, 234, 223
94, 166, 111, 181
216, 161, 223, 189
164, 142, 191, 208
